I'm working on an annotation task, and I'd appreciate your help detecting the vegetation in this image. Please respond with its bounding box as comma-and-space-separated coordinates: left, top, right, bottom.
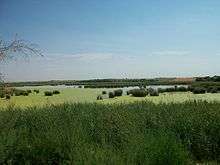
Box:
148, 88, 159, 96
5, 94, 11, 100
109, 92, 115, 98
0, 93, 4, 98
102, 91, 107, 95
33, 89, 40, 94
192, 87, 206, 94
158, 86, 189, 93
4, 77, 193, 88
44, 91, 53, 96
195, 75, 220, 82
114, 89, 123, 96
0, 101, 219, 164
27, 89, 32, 93
53, 90, 60, 95
97, 95, 103, 100
0, 88, 104, 107
1, 87, 220, 108
128, 89, 148, 97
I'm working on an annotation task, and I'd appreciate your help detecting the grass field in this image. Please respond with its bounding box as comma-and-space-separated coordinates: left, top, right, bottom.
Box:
0, 101, 219, 164
1, 87, 220, 108
0, 88, 103, 108
0, 86, 220, 164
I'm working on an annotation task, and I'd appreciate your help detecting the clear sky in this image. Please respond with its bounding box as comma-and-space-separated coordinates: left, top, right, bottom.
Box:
1, 0, 220, 81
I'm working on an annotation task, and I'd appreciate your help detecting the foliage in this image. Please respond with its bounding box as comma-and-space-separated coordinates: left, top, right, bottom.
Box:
14, 89, 25, 96
158, 86, 189, 93
23, 91, 29, 96
0, 101, 219, 163
192, 87, 206, 94
33, 89, 40, 94
109, 92, 115, 98
114, 89, 123, 96
5, 95, 10, 99
44, 91, 53, 96
0, 93, 5, 98
53, 90, 60, 95
27, 90, 32, 93
7, 78, 192, 88
196, 75, 220, 82
97, 95, 103, 100
149, 88, 159, 96
128, 89, 148, 97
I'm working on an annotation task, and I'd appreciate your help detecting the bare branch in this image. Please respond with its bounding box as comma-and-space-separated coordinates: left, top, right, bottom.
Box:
0, 36, 43, 61
0, 35, 43, 82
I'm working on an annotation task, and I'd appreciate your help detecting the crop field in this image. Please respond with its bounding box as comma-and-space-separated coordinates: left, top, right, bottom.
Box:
1, 86, 220, 108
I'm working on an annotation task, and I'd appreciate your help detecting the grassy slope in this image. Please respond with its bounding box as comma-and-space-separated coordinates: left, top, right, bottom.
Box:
0, 101, 219, 164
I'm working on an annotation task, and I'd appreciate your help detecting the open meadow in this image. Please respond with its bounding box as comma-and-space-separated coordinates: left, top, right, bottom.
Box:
1, 86, 220, 108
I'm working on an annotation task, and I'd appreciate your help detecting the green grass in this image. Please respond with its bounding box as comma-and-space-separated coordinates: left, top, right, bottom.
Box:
1, 87, 220, 108
0, 88, 103, 108
103, 92, 220, 104
0, 101, 219, 164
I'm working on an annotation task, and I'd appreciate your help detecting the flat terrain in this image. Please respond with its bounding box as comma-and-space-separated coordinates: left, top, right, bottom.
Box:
0, 88, 103, 108
1, 86, 220, 108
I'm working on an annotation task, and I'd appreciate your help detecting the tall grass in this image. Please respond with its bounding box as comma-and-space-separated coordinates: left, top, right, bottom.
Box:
0, 101, 219, 164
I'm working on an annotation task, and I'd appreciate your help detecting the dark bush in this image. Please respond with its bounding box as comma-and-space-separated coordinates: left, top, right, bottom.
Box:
114, 89, 123, 97
0, 93, 5, 98
109, 92, 115, 98
174, 85, 178, 90
166, 87, 176, 92
158, 88, 165, 93
192, 87, 206, 94
15, 91, 22, 96
5, 95, 11, 100
102, 91, 107, 95
14, 89, 28, 96
150, 90, 159, 96
23, 92, 29, 96
148, 88, 159, 96
126, 90, 131, 95
187, 86, 194, 92
210, 88, 218, 93
34, 89, 40, 94
177, 86, 188, 92
44, 91, 53, 96
53, 90, 60, 95
129, 89, 148, 97
14, 91, 21, 96
97, 95, 103, 100
26, 90, 32, 93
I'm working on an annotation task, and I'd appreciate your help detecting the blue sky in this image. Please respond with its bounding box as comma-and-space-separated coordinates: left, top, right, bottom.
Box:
1, 0, 220, 81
